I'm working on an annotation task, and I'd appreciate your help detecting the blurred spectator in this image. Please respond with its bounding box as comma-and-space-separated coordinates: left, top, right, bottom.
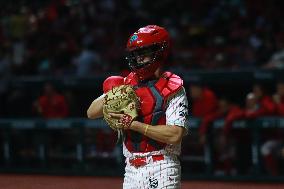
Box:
273, 81, 284, 115
263, 34, 284, 69
234, 84, 277, 175
198, 98, 228, 142
189, 83, 218, 144
223, 92, 257, 135
245, 84, 275, 118
264, 49, 284, 69
241, 83, 276, 170
73, 44, 101, 76
260, 81, 284, 175
261, 138, 284, 176
190, 83, 218, 118
33, 83, 69, 118
220, 93, 258, 175
198, 98, 240, 175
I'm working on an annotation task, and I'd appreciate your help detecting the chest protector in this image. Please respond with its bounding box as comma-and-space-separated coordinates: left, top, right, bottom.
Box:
123, 71, 183, 153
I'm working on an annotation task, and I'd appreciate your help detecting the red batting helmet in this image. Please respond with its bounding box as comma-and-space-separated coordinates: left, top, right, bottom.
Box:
126, 25, 170, 81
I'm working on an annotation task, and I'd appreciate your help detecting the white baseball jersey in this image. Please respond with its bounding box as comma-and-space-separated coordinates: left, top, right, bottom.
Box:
123, 87, 189, 189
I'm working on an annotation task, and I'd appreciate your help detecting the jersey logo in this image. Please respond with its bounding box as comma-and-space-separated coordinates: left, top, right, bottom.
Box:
149, 177, 158, 188
178, 102, 188, 117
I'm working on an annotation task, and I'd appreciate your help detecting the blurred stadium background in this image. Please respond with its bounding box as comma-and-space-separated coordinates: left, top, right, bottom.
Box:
1, 0, 284, 188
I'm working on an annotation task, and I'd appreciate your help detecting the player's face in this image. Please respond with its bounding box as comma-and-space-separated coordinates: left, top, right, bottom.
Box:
127, 44, 160, 70
136, 55, 151, 65
246, 99, 257, 109
246, 94, 257, 109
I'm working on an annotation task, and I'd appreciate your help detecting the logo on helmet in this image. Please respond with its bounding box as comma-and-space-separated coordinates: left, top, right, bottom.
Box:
129, 34, 138, 44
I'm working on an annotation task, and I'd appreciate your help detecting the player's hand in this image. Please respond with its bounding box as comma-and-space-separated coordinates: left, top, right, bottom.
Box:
109, 112, 133, 129
109, 112, 123, 119
102, 85, 139, 131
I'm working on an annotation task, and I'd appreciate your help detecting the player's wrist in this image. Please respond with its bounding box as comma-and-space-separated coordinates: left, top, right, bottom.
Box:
128, 120, 140, 130
129, 120, 137, 128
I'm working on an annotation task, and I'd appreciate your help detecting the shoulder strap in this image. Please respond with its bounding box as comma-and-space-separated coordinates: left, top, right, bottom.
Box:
155, 71, 183, 98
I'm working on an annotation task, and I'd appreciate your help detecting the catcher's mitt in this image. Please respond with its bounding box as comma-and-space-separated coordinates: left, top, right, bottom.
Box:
103, 85, 139, 131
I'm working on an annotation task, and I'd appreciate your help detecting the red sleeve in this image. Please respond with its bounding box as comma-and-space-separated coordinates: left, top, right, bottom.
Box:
38, 96, 47, 116
275, 97, 284, 115
223, 106, 245, 135
203, 89, 218, 114
58, 95, 69, 117
262, 97, 276, 114
193, 89, 218, 117
276, 103, 284, 115
199, 111, 223, 135
246, 96, 275, 118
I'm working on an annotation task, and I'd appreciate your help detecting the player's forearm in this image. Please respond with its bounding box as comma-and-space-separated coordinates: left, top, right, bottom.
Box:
87, 94, 104, 119
130, 121, 184, 145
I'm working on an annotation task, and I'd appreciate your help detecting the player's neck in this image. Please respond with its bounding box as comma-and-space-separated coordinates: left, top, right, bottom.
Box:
154, 67, 162, 78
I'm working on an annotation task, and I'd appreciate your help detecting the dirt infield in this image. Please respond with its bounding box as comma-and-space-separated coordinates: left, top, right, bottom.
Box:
0, 174, 284, 189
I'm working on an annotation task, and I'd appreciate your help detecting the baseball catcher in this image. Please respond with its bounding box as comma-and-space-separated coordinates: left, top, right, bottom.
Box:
87, 25, 189, 189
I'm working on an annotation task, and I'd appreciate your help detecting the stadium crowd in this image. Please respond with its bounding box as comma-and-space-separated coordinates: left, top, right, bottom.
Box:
0, 0, 284, 77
